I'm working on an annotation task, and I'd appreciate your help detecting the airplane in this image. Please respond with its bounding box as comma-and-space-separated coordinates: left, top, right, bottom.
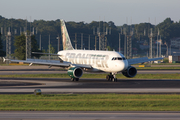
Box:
4, 19, 163, 82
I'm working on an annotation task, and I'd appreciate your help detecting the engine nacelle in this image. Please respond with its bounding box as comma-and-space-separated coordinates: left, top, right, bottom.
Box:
122, 66, 137, 78
67, 67, 83, 78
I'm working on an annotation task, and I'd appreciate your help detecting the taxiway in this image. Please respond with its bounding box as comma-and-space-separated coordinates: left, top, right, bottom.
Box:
0, 111, 180, 120
0, 78, 180, 94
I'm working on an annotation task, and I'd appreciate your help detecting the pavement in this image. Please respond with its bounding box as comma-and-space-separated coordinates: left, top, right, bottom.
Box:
0, 111, 180, 120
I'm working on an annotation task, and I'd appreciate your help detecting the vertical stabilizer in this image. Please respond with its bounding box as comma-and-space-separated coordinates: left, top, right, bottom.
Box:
61, 19, 74, 50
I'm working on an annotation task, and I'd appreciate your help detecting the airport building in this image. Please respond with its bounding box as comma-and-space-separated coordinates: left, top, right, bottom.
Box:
171, 37, 180, 48
169, 37, 180, 63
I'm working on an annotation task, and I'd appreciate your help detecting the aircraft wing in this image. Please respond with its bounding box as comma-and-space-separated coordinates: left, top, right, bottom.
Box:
5, 58, 92, 69
127, 57, 163, 65
10, 59, 70, 67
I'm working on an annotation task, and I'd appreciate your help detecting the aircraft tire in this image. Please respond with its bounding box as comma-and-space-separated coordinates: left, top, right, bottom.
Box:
71, 78, 74, 81
110, 75, 113, 81
106, 75, 110, 81
76, 78, 79, 81
112, 78, 117, 82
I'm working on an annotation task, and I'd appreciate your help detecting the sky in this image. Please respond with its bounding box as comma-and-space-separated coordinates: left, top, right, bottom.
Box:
0, 0, 180, 26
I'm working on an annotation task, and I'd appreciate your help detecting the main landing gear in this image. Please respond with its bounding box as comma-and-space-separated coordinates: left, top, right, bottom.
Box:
71, 77, 79, 81
106, 73, 117, 82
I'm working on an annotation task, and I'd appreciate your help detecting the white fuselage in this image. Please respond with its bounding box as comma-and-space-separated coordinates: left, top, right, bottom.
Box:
58, 50, 129, 73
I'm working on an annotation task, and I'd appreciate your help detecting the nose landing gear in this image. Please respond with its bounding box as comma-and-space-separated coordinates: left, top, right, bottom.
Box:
106, 73, 117, 82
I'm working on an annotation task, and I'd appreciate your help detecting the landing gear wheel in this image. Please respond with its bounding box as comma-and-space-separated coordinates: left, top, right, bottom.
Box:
71, 78, 74, 81
106, 75, 110, 81
112, 78, 117, 82
71, 78, 79, 81
106, 74, 114, 81
109, 75, 113, 81
106, 73, 118, 82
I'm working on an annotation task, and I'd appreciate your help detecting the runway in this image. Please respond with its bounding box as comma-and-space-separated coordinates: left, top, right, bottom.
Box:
0, 111, 180, 120
0, 66, 180, 120
1, 78, 180, 94
0, 65, 180, 94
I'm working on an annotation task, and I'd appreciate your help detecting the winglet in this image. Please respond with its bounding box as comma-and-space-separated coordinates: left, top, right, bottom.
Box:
60, 19, 74, 50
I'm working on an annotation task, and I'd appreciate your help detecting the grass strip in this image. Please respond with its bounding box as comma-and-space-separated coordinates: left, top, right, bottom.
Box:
0, 94, 180, 111
0, 73, 180, 79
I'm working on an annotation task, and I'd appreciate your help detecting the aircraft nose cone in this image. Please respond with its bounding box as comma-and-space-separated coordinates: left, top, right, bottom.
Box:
115, 61, 126, 71
113, 60, 129, 72
120, 60, 128, 71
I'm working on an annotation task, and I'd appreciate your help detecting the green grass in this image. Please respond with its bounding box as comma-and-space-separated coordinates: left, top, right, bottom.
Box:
0, 94, 180, 111
0, 73, 180, 79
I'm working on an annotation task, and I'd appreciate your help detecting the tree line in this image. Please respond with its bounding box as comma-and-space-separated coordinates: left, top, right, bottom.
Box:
0, 15, 180, 59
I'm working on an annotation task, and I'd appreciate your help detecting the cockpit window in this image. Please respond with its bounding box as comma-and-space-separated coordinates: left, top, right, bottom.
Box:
112, 57, 126, 60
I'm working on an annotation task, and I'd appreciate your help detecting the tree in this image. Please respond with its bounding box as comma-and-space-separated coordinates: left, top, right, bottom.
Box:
31, 35, 42, 58
14, 34, 26, 60
157, 18, 174, 43
0, 32, 5, 56
14, 34, 41, 60
0, 32, 3, 49
47, 44, 55, 54
107, 46, 113, 51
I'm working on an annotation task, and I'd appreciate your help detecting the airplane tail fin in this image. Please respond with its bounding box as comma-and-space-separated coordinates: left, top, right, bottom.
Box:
60, 19, 74, 50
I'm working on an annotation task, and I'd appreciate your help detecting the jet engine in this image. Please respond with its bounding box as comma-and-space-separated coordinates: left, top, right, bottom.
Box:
122, 66, 137, 78
67, 67, 83, 78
